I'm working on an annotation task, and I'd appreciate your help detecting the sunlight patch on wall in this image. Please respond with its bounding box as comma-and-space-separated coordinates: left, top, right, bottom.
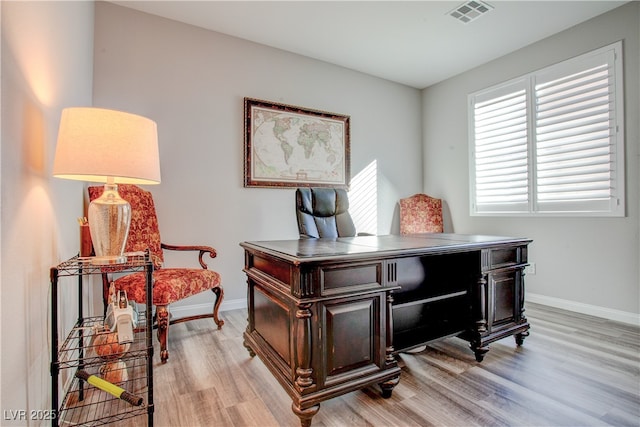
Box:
349, 160, 378, 234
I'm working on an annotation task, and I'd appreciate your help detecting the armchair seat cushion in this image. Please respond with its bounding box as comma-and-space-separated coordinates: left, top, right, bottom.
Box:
115, 268, 221, 306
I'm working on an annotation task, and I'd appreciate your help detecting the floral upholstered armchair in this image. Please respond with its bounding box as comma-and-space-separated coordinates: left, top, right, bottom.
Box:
399, 193, 444, 234
89, 185, 224, 363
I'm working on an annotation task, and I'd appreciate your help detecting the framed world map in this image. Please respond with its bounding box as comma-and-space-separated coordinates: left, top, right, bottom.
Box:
244, 97, 350, 188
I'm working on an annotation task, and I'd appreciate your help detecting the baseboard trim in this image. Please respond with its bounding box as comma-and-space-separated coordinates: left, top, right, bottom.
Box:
526, 293, 640, 327
168, 297, 247, 318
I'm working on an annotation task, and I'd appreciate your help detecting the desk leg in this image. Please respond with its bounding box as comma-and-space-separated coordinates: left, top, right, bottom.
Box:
292, 403, 319, 427
471, 345, 489, 362
380, 376, 400, 398
515, 331, 529, 346
243, 277, 256, 357
242, 337, 256, 357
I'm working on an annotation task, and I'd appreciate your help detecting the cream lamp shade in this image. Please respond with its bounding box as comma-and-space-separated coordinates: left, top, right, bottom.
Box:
53, 107, 161, 184
53, 107, 161, 264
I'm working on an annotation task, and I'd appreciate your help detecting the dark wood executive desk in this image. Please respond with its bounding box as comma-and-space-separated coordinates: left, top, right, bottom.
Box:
240, 234, 531, 426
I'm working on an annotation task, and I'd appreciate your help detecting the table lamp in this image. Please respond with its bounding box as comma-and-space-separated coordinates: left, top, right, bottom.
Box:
53, 107, 161, 265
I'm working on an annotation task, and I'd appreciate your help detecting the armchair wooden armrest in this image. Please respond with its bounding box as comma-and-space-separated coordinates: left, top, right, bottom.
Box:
161, 243, 217, 269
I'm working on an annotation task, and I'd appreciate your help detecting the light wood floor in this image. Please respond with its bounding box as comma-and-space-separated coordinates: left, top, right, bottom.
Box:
140, 303, 639, 427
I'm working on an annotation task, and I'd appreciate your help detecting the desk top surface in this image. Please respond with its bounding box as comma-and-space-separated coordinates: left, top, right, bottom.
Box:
241, 234, 531, 262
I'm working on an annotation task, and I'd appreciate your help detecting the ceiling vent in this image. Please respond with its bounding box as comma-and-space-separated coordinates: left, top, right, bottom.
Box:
448, 1, 493, 24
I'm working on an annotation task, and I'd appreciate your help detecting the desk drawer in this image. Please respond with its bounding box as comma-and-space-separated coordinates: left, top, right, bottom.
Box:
319, 261, 383, 296
484, 245, 527, 271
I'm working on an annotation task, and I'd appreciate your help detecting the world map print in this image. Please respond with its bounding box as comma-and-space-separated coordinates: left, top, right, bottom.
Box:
250, 106, 347, 184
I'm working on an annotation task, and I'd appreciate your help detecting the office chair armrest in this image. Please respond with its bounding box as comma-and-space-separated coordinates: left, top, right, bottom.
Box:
161, 243, 217, 269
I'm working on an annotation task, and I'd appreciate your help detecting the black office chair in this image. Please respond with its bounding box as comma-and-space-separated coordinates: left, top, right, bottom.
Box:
295, 187, 357, 238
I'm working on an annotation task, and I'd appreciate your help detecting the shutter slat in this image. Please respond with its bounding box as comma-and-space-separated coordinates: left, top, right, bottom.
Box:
537, 90, 611, 117
537, 113, 611, 137
537, 79, 609, 106
537, 130, 610, 149
538, 101, 610, 124
476, 131, 527, 148
536, 64, 608, 93
538, 164, 610, 179
538, 172, 610, 186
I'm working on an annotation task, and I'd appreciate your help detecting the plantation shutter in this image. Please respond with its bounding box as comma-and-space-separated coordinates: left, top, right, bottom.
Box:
471, 80, 530, 213
469, 41, 624, 216
534, 47, 621, 214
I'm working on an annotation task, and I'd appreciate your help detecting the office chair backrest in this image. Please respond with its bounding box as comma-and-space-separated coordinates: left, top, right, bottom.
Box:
296, 187, 357, 238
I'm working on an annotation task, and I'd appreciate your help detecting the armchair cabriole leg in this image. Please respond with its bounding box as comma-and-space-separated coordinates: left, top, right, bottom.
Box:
211, 287, 225, 328
157, 305, 170, 363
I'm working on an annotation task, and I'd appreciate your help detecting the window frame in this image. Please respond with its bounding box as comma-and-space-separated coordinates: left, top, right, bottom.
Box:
468, 41, 625, 217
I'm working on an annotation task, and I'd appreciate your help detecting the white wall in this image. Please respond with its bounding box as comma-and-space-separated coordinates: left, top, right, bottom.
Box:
423, 2, 640, 322
1, 1, 94, 423
92, 2, 423, 315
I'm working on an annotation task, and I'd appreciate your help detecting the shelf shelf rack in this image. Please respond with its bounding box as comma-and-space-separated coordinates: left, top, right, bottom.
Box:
50, 253, 154, 426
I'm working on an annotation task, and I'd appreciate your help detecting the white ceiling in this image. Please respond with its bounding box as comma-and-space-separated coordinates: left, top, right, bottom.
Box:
110, 1, 627, 89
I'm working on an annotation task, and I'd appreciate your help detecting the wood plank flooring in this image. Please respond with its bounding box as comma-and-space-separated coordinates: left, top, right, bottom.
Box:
131, 303, 640, 426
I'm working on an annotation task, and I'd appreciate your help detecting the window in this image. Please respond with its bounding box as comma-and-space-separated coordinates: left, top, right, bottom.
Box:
469, 41, 624, 216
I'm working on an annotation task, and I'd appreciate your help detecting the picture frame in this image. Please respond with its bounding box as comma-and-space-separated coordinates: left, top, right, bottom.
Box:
244, 97, 350, 189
